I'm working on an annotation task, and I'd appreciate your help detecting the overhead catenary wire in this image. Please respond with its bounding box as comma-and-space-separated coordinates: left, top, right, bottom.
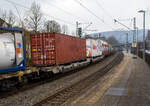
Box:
4, 0, 115, 30
74, 0, 104, 23
114, 19, 132, 30
114, 18, 133, 31
41, 0, 88, 23
5, 0, 29, 10
95, 0, 138, 33
74, 0, 114, 30
4, 0, 76, 27
6, 0, 24, 27
95, 0, 114, 20
94, 0, 130, 31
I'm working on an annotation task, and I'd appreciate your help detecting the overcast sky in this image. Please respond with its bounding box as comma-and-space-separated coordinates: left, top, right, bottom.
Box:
0, 0, 150, 35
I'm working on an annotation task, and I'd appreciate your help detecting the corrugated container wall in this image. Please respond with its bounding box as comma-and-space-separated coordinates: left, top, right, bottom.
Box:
31, 33, 86, 66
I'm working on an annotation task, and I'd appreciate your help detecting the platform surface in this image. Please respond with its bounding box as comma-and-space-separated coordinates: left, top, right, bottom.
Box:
67, 52, 150, 106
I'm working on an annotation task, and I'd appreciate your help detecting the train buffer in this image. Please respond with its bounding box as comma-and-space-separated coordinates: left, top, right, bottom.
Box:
67, 52, 150, 106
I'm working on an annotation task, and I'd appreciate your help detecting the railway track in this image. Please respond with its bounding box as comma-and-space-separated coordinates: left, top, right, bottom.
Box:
33, 52, 124, 106
0, 53, 115, 99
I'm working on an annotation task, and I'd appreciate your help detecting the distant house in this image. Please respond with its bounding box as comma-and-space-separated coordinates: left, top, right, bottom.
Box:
0, 18, 11, 27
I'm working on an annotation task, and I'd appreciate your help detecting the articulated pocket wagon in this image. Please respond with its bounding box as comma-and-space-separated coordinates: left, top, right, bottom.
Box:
0, 28, 114, 90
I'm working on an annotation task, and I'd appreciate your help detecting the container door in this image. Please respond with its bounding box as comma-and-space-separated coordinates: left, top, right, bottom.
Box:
43, 33, 55, 65
31, 34, 44, 65
97, 40, 102, 56
15, 33, 24, 65
92, 39, 99, 57
86, 39, 92, 57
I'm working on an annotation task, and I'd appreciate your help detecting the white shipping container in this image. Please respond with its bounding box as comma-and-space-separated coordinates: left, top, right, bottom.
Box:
0, 33, 15, 68
0, 33, 24, 68
86, 39, 103, 57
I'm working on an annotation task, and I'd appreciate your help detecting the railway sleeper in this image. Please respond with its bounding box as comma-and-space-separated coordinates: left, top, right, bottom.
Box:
33, 53, 124, 106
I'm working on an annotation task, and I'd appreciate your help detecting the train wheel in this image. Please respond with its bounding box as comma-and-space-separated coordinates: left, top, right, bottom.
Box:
0, 80, 15, 92
40, 72, 51, 80
16, 76, 28, 88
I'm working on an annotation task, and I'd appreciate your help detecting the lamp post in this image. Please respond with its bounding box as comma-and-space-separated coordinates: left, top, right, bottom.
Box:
136, 27, 139, 56
126, 33, 129, 53
138, 10, 146, 61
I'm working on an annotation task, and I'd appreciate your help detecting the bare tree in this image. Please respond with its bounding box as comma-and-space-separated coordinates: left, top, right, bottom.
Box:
0, 10, 16, 27
44, 20, 61, 33
24, 2, 43, 32
107, 36, 119, 45
7, 10, 16, 26
62, 25, 69, 34
1, 9, 7, 21
17, 20, 25, 28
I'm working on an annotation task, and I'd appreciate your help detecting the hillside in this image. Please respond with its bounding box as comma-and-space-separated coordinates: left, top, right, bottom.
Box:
88, 30, 150, 44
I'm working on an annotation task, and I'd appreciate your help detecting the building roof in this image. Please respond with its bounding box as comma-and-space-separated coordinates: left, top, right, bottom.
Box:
0, 18, 11, 27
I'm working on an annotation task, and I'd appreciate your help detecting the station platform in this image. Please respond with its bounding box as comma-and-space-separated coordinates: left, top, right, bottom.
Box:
67, 52, 150, 106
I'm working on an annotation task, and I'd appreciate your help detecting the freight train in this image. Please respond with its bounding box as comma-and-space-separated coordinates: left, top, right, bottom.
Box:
0, 27, 114, 90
